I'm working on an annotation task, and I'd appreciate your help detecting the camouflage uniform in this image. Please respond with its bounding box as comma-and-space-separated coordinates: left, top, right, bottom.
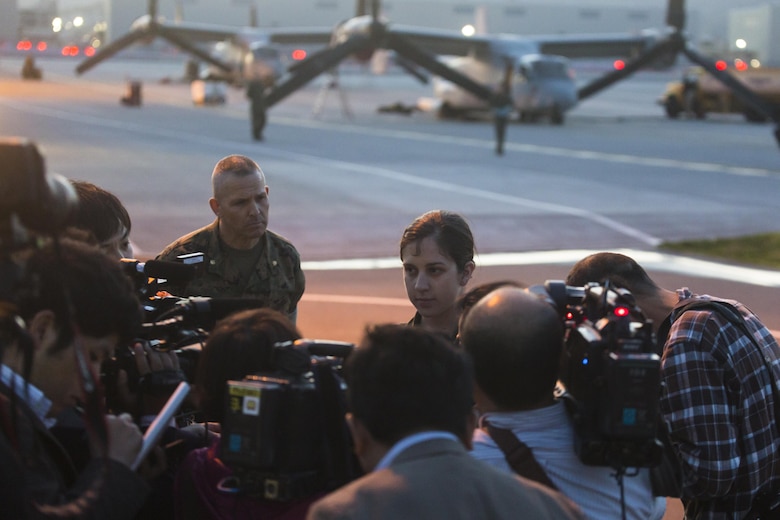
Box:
156, 220, 305, 317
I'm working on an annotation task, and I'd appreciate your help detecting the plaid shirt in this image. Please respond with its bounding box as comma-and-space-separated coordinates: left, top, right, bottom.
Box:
660, 288, 780, 519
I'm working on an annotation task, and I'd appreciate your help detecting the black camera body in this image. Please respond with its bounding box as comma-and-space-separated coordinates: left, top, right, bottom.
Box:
220, 339, 358, 501
530, 280, 663, 469
1, 138, 78, 304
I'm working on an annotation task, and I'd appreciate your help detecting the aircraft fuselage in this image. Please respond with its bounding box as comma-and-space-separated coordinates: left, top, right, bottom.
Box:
432, 53, 577, 123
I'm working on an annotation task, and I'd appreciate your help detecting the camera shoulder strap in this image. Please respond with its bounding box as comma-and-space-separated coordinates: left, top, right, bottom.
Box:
657, 298, 780, 509
658, 298, 780, 426
483, 421, 558, 491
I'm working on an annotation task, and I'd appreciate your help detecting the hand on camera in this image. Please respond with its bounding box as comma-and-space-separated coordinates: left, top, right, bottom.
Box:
116, 341, 185, 419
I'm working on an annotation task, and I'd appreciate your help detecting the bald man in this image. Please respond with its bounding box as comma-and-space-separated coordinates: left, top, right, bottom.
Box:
460, 287, 663, 520
157, 155, 305, 323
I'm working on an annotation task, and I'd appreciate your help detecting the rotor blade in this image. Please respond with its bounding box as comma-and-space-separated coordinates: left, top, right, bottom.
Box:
287, 44, 348, 75
577, 34, 683, 101
394, 54, 429, 84
264, 34, 372, 108
156, 26, 234, 74
76, 29, 152, 74
384, 31, 496, 105
682, 46, 779, 124
355, 0, 367, 17
666, 0, 686, 32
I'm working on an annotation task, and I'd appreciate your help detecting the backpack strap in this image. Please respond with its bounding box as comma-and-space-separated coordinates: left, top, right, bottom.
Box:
484, 421, 559, 491
657, 298, 780, 505
658, 298, 780, 422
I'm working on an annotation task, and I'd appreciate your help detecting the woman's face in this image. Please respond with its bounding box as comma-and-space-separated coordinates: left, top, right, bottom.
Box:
402, 236, 472, 322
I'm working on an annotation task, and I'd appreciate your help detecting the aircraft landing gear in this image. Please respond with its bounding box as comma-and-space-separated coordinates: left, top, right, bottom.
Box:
437, 102, 459, 120
549, 106, 564, 125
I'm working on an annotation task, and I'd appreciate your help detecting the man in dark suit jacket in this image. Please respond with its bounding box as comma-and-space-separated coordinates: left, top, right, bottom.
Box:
306, 324, 585, 520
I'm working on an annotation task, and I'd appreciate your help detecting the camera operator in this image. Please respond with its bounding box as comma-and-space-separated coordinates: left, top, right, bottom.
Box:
566, 252, 780, 520
0, 239, 158, 519
460, 287, 664, 520
174, 307, 324, 520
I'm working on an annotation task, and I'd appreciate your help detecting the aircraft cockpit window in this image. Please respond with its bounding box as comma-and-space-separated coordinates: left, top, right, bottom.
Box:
532, 61, 568, 78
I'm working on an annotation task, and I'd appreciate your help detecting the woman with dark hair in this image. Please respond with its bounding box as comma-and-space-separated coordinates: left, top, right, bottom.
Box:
175, 308, 318, 520
399, 210, 476, 342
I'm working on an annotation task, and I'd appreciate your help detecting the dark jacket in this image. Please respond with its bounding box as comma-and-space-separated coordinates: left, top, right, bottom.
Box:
0, 382, 149, 519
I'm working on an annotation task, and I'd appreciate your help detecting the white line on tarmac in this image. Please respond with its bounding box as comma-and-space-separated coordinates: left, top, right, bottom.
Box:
302, 248, 780, 288
4, 99, 662, 246
269, 115, 779, 179
5, 101, 778, 260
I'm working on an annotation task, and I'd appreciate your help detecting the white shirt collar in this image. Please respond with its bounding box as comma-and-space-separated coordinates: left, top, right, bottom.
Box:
1, 364, 56, 428
374, 430, 459, 472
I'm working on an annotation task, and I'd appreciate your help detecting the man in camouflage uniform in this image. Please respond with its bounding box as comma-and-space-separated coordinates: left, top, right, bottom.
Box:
156, 155, 305, 323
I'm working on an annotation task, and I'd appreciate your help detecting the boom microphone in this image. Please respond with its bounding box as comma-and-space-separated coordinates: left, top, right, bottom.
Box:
121, 259, 198, 283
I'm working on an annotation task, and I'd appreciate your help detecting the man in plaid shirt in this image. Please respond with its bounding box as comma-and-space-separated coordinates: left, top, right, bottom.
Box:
566, 252, 780, 520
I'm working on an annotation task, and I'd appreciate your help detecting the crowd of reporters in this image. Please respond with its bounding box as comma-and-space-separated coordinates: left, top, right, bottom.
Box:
1, 147, 779, 520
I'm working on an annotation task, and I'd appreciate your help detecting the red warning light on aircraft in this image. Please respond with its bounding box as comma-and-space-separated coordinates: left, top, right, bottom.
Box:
292, 49, 307, 61
36, 41, 47, 52
613, 59, 626, 71
734, 59, 748, 71
613, 307, 630, 318
715, 60, 728, 71
84, 47, 96, 57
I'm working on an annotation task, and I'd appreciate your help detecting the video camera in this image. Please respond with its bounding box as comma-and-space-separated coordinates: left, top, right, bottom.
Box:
528, 280, 663, 469
101, 293, 277, 410
1, 138, 78, 303
0, 138, 78, 245
219, 338, 359, 501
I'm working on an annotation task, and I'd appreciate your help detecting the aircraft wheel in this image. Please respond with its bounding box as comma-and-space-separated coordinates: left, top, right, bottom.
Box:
550, 107, 564, 125
437, 103, 457, 120
743, 108, 768, 123
664, 96, 682, 119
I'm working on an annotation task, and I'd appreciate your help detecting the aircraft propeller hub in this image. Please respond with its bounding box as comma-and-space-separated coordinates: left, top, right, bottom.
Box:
130, 14, 163, 32
332, 15, 383, 45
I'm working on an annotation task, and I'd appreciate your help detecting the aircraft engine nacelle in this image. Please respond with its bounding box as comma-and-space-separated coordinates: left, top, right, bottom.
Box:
129, 15, 163, 45
243, 44, 285, 86
331, 15, 377, 63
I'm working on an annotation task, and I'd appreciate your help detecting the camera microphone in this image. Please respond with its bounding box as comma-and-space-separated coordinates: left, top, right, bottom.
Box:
121, 259, 198, 283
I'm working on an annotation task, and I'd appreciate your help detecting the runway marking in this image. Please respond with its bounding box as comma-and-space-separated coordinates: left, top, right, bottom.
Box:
2, 98, 661, 246
301, 293, 409, 307
269, 115, 778, 178
302, 248, 780, 288
3, 96, 777, 181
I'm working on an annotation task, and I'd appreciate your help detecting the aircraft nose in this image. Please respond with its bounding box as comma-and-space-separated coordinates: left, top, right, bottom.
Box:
550, 81, 578, 109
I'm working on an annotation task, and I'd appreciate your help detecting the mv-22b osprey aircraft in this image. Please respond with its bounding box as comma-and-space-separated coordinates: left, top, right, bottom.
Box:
77, 0, 780, 151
